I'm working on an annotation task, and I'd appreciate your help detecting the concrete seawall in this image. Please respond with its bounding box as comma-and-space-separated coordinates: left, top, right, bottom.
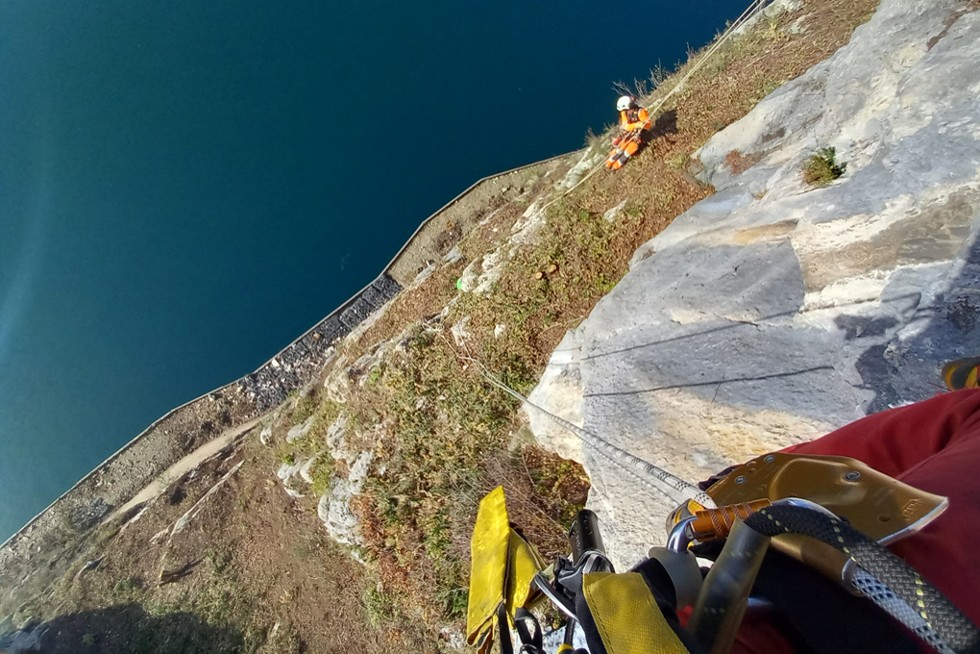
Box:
0, 150, 577, 611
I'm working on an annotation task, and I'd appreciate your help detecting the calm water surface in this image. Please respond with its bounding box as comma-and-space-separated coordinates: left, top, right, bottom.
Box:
0, 0, 749, 540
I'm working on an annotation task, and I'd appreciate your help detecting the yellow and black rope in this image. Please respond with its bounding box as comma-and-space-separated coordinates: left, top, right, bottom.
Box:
744, 505, 980, 654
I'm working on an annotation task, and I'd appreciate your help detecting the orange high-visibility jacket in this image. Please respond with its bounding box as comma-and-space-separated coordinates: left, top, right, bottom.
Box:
619, 106, 651, 132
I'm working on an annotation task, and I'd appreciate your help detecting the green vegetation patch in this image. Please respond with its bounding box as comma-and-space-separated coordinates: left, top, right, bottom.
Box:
802, 146, 848, 186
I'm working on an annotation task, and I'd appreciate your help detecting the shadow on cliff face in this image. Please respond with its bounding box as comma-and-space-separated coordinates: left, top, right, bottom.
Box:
6, 603, 248, 654
851, 232, 980, 413
574, 226, 980, 419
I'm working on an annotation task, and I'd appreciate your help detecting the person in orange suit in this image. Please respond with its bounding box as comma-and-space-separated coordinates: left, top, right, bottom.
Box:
605, 95, 651, 170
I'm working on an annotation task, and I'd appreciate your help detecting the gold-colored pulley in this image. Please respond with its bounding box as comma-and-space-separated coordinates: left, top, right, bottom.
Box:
669, 453, 948, 583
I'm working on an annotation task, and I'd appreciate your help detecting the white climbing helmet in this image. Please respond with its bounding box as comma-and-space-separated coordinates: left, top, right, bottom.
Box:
616, 95, 633, 111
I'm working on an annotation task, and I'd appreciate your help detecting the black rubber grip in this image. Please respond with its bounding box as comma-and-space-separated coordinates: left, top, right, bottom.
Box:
568, 509, 604, 562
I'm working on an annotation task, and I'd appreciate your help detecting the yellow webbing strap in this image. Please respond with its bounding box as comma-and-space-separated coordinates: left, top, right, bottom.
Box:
466, 486, 547, 651
467, 487, 510, 645
583, 572, 691, 654
506, 528, 545, 615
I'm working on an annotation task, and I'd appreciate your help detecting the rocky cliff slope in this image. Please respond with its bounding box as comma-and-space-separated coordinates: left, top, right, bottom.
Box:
529, 0, 980, 566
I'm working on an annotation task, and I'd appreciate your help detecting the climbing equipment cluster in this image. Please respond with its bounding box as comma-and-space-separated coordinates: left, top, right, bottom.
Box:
467, 452, 980, 654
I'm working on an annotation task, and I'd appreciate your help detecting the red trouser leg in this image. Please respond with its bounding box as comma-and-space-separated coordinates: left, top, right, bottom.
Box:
785, 389, 980, 624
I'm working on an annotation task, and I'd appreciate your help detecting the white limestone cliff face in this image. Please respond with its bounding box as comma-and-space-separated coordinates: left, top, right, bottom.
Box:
527, 0, 980, 568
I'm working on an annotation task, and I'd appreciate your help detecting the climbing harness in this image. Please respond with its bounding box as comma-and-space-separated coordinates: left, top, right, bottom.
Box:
469, 368, 980, 654
604, 129, 645, 170
467, 473, 978, 654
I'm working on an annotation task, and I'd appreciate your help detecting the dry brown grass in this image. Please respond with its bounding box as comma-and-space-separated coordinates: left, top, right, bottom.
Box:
353, 176, 554, 353
14, 437, 440, 654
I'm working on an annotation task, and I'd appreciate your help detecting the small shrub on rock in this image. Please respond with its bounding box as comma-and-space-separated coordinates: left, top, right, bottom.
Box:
802, 146, 847, 186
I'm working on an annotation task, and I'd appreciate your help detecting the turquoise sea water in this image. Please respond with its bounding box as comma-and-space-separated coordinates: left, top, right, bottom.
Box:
0, 0, 749, 540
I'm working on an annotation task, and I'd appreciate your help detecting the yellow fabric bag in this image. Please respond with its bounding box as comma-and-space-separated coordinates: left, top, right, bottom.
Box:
466, 487, 545, 652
